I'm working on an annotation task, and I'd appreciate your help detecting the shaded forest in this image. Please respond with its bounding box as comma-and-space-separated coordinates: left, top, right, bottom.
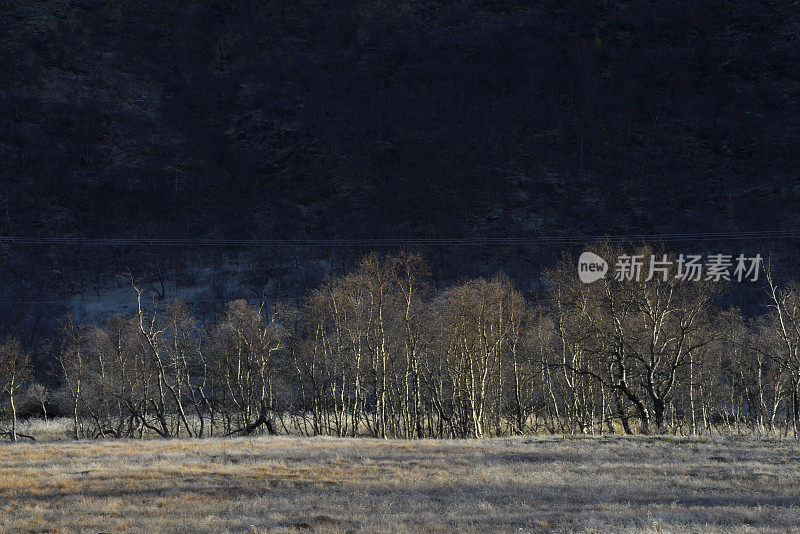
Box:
1, 0, 799, 313
2, 0, 798, 240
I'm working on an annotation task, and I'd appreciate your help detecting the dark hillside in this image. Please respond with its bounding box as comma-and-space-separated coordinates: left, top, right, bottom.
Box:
0, 0, 798, 331
2, 0, 798, 239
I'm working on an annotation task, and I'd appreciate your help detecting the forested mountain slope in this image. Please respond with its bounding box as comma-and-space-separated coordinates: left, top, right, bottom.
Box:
2, 0, 798, 240
0, 0, 799, 331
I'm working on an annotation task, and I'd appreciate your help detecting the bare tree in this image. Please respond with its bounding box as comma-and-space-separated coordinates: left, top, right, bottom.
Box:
0, 337, 32, 441
764, 264, 800, 437
547, 244, 717, 434
28, 382, 49, 426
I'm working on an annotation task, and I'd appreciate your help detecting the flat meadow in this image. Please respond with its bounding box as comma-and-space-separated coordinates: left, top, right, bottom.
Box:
1, 428, 799, 533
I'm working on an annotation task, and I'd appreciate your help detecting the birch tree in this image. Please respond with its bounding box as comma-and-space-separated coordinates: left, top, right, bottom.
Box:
0, 337, 32, 442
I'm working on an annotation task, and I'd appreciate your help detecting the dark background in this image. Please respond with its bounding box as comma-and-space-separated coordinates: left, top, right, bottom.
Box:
1, 0, 799, 351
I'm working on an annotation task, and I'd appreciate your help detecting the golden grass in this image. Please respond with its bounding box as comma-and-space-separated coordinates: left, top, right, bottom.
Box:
0, 435, 798, 532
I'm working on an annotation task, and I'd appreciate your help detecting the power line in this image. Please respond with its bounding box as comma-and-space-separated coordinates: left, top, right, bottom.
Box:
1, 231, 794, 305
1, 230, 799, 247
0, 295, 300, 306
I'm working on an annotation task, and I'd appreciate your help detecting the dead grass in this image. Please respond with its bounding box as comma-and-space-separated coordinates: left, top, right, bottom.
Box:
0, 435, 798, 532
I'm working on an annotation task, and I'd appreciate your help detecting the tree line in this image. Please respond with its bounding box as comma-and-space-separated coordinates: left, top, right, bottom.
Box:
2, 245, 800, 441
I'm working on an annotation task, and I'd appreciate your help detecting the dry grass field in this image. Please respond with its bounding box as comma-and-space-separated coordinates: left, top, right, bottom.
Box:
0, 433, 799, 533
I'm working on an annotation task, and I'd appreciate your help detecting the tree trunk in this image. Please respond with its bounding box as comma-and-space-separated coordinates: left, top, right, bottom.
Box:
10, 391, 17, 442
